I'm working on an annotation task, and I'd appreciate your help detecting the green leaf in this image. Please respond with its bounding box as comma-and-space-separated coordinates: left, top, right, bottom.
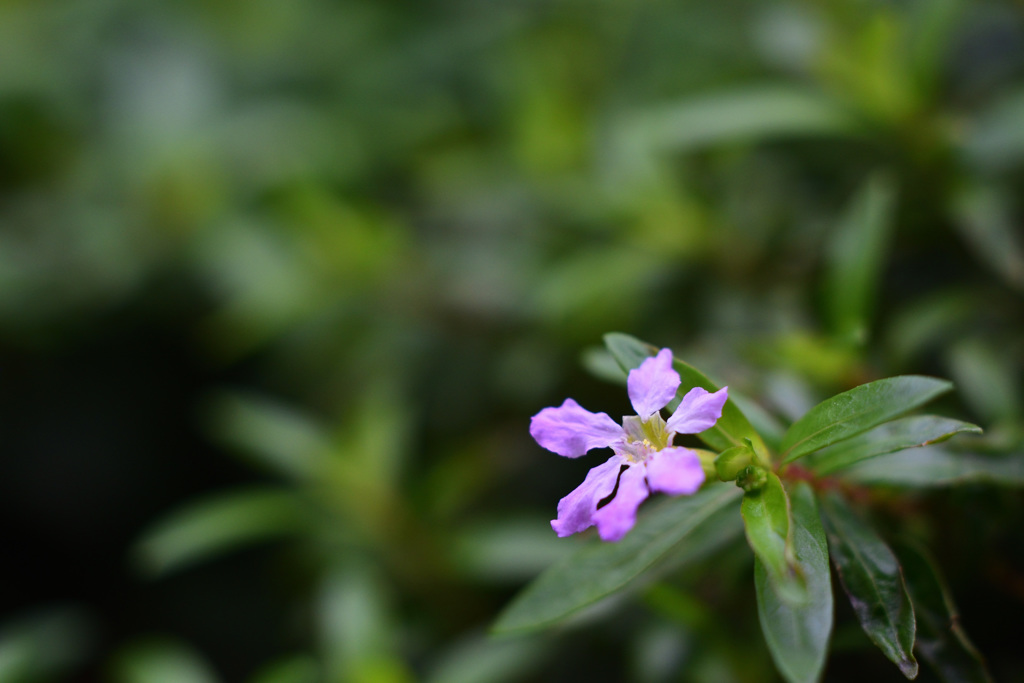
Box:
248, 656, 319, 683
742, 472, 804, 603
112, 639, 221, 683
730, 392, 787, 452
0, 608, 93, 683
426, 633, 548, 683
204, 392, 332, 481
839, 446, 1024, 487
819, 492, 917, 678
603, 333, 767, 455
581, 346, 628, 384
805, 415, 982, 475
824, 174, 896, 345
133, 488, 305, 577
896, 544, 993, 683
947, 338, 1023, 422
780, 376, 953, 463
951, 185, 1024, 293
756, 482, 833, 683
603, 332, 657, 375
908, 0, 967, 99
884, 290, 974, 367
451, 517, 575, 583
961, 87, 1024, 171
492, 484, 742, 634
614, 86, 859, 167
317, 563, 416, 683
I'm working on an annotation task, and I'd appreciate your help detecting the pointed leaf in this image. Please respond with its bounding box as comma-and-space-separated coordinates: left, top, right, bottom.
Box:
952, 185, 1024, 293
962, 87, 1024, 170
614, 87, 859, 164
907, 0, 966, 99
824, 174, 896, 345
819, 492, 917, 678
492, 484, 742, 634
452, 517, 574, 583
112, 639, 221, 683
204, 392, 332, 481
133, 488, 305, 577
248, 656, 319, 683
0, 608, 93, 683
806, 415, 982, 475
884, 290, 974, 366
839, 446, 1024, 487
426, 632, 548, 683
896, 544, 993, 683
756, 482, 832, 683
947, 338, 1023, 422
742, 472, 804, 603
781, 376, 953, 463
603, 333, 658, 376
604, 333, 767, 454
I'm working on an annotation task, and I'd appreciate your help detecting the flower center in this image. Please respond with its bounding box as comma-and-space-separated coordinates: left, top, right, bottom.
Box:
619, 414, 672, 463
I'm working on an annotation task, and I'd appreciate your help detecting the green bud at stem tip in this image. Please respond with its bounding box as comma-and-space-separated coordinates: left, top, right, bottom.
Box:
736, 465, 769, 493
715, 444, 755, 482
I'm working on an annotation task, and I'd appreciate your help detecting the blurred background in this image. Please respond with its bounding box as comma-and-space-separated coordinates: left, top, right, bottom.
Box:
1, 0, 1023, 681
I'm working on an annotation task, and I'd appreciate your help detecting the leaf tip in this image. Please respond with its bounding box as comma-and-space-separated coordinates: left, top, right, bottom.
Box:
897, 656, 919, 679
489, 612, 529, 638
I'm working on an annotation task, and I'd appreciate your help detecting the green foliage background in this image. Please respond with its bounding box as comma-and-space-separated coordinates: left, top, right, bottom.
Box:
1, 0, 1023, 681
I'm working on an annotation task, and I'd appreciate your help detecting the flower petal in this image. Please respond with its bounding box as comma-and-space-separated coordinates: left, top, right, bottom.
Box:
551, 456, 625, 537
665, 386, 728, 436
645, 446, 705, 495
592, 464, 649, 542
627, 348, 681, 420
530, 399, 624, 457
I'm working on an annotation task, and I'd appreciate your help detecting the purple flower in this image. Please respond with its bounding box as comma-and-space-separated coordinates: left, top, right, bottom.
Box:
530, 349, 728, 542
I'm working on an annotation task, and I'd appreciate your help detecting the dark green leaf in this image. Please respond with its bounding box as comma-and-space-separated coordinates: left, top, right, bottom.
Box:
884, 291, 974, 367
824, 174, 896, 345
133, 488, 305, 577
492, 484, 742, 634
951, 185, 1024, 293
819, 492, 917, 678
961, 87, 1024, 171
603, 332, 656, 373
248, 656, 319, 683
603, 333, 767, 455
947, 338, 1023, 422
742, 472, 803, 603
318, 565, 407, 680
730, 392, 787, 452
581, 346, 628, 384
426, 633, 548, 683
839, 446, 1024, 487
908, 0, 966, 99
671, 356, 770, 455
806, 415, 982, 475
451, 517, 574, 583
112, 639, 221, 683
614, 86, 859, 160
0, 608, 93, 683
780, 376, 953, 463
897, 544, 993, 683
205, 392, 332, 481
756, 482, 832, 683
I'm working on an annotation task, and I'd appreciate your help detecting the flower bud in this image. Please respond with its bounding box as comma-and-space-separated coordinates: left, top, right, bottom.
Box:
736, 465, 769, 493
715, 444, 754, 481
